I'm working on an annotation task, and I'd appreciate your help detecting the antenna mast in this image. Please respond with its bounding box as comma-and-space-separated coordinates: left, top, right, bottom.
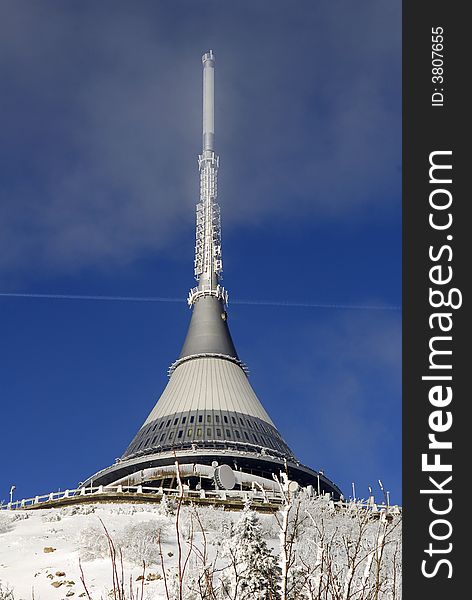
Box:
188, 51, 227, 307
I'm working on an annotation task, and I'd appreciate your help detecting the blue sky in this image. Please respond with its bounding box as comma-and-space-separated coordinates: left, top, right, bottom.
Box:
0, 1, 401, 504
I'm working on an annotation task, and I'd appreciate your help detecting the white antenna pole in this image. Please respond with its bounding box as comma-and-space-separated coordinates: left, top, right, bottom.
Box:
202, 50, 215, 152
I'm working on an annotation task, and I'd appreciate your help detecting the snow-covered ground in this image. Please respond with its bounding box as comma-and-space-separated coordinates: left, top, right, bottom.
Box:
0, 502, 175, 599
0, 497, 402, 600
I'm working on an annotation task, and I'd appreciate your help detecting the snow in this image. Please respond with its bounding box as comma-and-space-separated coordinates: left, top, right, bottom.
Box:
0, 496, 402, 600
0, 503, 173, 599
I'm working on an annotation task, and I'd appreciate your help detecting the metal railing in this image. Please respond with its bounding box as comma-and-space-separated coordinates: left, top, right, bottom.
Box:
1, 484, 401, 515
1, 484, 284, 511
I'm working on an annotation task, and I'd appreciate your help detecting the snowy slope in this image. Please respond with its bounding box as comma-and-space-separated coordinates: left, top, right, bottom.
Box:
0, 498, 402, 600
0, 503, 176, 600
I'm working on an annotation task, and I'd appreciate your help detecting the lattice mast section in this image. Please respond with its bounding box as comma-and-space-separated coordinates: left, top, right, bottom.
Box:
188, 51, 228, 307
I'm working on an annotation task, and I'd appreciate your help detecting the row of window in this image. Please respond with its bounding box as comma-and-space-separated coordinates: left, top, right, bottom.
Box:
146, 413, 272, 434
129, 427, 288, 455
124, 411, 291, 457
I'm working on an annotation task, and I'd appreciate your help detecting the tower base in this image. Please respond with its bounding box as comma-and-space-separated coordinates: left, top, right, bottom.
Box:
83, 448, 342, 499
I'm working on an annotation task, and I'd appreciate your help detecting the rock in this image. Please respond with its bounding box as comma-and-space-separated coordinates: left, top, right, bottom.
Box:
43, 546, 56, 553
146, 573, 161, 581
51, 581, 63, 588
56, 571, 66, 577
167, 551, 173, 557
136, 575, 144, 581
47, 574, 54, 579
66, 592, 75, 597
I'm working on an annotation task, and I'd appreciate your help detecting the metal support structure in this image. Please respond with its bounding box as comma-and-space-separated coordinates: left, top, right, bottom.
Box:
190, 51, 226, 306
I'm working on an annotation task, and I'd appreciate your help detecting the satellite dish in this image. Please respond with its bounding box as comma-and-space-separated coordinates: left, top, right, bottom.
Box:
288, 480, 299, 493
214, 464, 236, 490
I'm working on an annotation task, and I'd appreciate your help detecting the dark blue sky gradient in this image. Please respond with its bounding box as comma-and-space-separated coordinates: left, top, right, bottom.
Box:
0, 1, 401, 504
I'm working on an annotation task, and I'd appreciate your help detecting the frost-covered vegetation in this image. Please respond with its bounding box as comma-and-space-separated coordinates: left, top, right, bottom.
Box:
0, 494, 401, 600
0, 582, 15, 600
157, 495, 401, 600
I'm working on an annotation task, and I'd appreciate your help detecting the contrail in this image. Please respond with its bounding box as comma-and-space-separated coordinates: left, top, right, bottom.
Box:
0, 291, 401, 311
232, 298, 401, 311
0, 292, 183, 303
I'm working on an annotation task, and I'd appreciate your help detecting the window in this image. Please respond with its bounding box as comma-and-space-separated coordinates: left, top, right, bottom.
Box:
152, 436, 157, 445
159, 422, 164, 429
190, 415, 195, 423
182, 416, 187, 424
152, 423, 158, 431
216, 428, 221, 437
226, 429, 231, 437
174, 418, 178, 425
178, 430, 183, 439
235, 430, 241, 439
253, 434, 258, 442
207, 415, 211, 422
239, 418, 244, 425
231, 416, 236, 424
207, 428, 211, 436
160, 433, 166, 441
248, 421, 253, 428
244, 431, 249, 440
166, 420, 171, 427
215, 415, 220, 423
224, 416, 228, 424
197, 428, 202, 437
198, 415, 203, 423
169, 431, 174, 439
187, 429, 193, 437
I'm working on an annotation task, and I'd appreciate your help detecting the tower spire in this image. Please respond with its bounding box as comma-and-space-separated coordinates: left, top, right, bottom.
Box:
83, 51, 341, 501
188, 51, 227, 307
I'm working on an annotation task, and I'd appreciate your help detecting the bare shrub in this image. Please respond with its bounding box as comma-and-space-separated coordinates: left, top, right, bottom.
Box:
121, 520, 170, 565
41, 511, 62, 522
78, 524, 111, 560
0, 581, 15, 600
0, 516, 14, 535
9, 512, 29, 522
78, 518, 169, 565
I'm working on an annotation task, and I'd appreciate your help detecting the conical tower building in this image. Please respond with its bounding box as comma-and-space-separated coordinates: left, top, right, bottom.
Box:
85, 52, 341, 499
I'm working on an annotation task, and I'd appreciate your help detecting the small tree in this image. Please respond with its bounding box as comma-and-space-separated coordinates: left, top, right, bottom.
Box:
219, 503, 281, 600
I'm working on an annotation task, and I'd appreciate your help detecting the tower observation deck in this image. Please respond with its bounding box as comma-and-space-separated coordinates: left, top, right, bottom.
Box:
84, 52, 341, 499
